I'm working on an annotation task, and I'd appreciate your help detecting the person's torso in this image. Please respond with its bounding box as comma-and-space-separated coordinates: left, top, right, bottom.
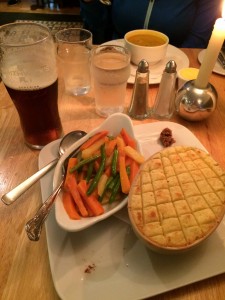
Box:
112, 0, 197, 47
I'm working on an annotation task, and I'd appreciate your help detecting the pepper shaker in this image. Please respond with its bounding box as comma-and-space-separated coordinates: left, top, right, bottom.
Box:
128, 59, 150, 119
152, 60, 177, 119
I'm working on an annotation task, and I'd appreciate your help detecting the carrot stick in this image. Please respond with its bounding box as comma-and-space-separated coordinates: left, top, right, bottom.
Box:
97, 173, 109, 196
105, 138, 117, 157
125, 156, 133, 166
119, 154, 130, 194
94, 160, 100, 172
116, 136, 130, 194
129, 159, 139, 185
66, 176, 89, 217
64, 157, 78, 190
84, 202, 94, 217
81, 137, 108, 159
62, 190, 81, 220
104, 165, 112, 177
124, 146, 145, 164
120, 128, 137, 149
105, 153, 113, 168
116, 135, 126, 149
80, 130, 109, 150
77, 180, 104, 216
77, 170, 86, 182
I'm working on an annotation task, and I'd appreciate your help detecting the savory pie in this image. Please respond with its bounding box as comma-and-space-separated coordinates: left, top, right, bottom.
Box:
128, 146, 225, 252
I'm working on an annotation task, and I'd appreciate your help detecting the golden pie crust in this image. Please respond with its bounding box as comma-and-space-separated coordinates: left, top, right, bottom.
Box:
128, 146, 225, 252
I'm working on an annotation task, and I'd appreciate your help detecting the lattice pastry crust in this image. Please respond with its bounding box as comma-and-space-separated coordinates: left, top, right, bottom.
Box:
128, 146, 225, 251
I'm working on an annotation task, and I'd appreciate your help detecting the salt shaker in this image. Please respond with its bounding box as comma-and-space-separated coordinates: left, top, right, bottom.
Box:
152, 60, 177, 119
128, 59, 150, 119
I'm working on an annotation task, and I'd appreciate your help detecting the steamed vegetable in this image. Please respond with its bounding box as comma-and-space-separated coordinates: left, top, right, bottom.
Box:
62, 128, 145, 220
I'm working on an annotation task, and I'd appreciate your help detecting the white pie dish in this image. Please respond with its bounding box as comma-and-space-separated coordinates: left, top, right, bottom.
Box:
53, 113, 141, 232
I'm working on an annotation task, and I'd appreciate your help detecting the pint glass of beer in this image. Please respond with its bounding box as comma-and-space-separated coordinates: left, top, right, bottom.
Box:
0, 22, 63, 149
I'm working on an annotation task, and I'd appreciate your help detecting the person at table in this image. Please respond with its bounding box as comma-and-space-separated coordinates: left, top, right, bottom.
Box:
79, 0, 222, 47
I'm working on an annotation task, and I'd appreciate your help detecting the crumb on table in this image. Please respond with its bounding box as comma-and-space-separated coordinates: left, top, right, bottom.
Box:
84, 263, 96, 273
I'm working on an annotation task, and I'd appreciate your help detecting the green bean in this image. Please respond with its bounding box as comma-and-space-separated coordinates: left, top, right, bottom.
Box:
126, 165, 131, 176
109, 175, 121, 203
69, 154, 101, 173
87, 145, 106, 196
86, 161, 94, 183
100, 165, 130, 202
98, 175, 114, 202
109, 166, 130, 203
107, 173, 119, 191
76, 151, 82, 163
111, 148, 118, 176
108, 135, 115, 140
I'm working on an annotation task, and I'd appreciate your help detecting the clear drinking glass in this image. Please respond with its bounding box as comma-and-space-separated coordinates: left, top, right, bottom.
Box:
91, 45, 131, 117
55, 28, 92, 96
0, 22, 63, 149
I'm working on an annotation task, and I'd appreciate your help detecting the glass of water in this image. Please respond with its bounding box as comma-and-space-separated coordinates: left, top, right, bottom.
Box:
91, 45, 131, 117
55, 28, 92, 96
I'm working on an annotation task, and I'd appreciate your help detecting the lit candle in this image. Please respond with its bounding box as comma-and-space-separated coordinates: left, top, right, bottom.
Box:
195, 2, 225, 89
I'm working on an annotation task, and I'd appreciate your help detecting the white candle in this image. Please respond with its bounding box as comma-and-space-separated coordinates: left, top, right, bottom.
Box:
195, 5, 225, 89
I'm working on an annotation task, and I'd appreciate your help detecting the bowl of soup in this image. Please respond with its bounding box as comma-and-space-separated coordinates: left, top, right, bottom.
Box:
124, 29, 169, 65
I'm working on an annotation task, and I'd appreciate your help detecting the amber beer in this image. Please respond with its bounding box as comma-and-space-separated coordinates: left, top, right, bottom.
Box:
0, 22, 63, 149
5, 80, 62, 149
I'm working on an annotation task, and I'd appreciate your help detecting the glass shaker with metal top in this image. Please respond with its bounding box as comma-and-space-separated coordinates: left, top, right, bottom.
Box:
128, 59, 150, 119
152, 60, 177, 119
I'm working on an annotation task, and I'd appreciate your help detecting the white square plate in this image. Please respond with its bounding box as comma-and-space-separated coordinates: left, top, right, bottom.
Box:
39, 121, 225, 300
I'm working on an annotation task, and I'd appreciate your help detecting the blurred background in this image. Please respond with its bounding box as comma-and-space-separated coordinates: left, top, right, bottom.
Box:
0, 0, 83, 33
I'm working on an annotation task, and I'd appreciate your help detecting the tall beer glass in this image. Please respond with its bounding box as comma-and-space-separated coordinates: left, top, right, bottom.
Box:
0, 22, 63, 149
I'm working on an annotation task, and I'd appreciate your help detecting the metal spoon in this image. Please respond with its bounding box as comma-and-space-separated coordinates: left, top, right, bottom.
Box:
1, 130, 86, 205
25, 138, 84, 241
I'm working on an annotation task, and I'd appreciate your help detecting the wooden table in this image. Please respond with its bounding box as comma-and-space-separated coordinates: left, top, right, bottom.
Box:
1, 49, 225, 300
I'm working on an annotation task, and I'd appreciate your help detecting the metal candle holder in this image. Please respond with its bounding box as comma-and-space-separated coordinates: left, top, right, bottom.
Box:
175, 80, 218, 121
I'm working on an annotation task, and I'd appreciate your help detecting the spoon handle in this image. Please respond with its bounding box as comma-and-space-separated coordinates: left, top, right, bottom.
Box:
1, 158, 58, 205
25, 179, 64, 241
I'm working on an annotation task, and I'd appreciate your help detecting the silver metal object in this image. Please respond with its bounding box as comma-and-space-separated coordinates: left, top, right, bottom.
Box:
25, 141, 84, 241
99, 0, 111, 5
175, 80, 217, 121
1, 130, 86, 205
128, 59, 150, 119
152, 60, 177, 119
218, 51, 225, 69
1, 159, 58, 205
25, 180, 64, 241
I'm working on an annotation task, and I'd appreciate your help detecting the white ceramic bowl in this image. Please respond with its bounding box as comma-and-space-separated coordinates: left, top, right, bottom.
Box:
53, 113, 141, 232
124, 29, 169, 65
128, 146, 225, 254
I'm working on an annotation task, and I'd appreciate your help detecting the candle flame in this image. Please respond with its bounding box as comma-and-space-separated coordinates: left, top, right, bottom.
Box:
222, 0, 225, 19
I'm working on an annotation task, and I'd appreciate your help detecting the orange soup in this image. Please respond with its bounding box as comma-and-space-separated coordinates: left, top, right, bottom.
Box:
127, 34, 165, 47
